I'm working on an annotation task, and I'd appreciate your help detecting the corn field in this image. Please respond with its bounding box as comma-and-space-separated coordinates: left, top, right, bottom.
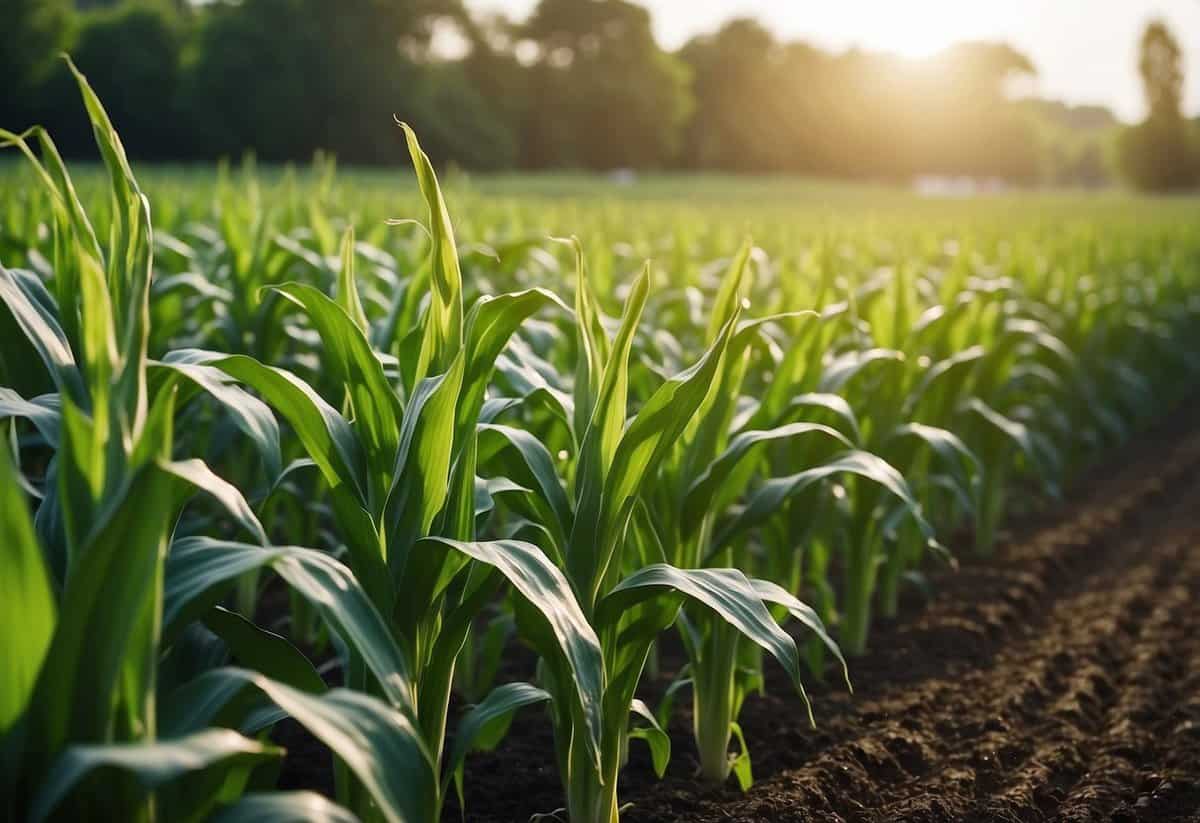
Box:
3, 66, 1200, 823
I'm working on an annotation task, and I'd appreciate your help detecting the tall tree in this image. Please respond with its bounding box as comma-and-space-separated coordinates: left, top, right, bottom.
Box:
1119, 20, 1198, 191
0, 0, 72, 126
179, 0, 483, 164
517, 0, 692, 169
1140, 20, 1184, 121
679, 19, 782, 171
41, 1, 185, 159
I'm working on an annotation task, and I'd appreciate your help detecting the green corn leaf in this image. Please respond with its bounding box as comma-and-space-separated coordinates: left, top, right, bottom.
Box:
56, 390, 105, 561
782, 392, 863, 445
628, 699, 671, 778
249, 678, 437, 823
64, 57, 153, 429
162, 459, 268, 546
152, 272, 232, 305
0, 263, 86, 405
598, 564, 810, 721
903, 345, 984, 418
574, 312, 738, 610
554, 236, 608, 443
210, 792, 360, 823
164, 537, 414, 713
201, 607, 326, 696
472, 475, 532, 521
76, 249, 117, 408
455, 288, 568, 453
328, 486, 395, 614
749, 579, 850, 690
28, 728, 281, 823
384, 352, 465, 575
706, 239, 752, 343
683, 422, 853, 537
165, 350, 367, 503
478, 423, 572, 547
31, 453, 179, 759
337, 226, 370, 336
818, 348, 906, 393
419, 537, 604, 765
0, 388, 61, 448
962, 398, 1060, 495
398, 122, 463, 382
269, 283, 401, 499
0, 126, 98, 373
581, 264, 648, 481
729, 721, 753, 791
149, 361, 282, 482
711, 450, 937, 559
884, 422, 981, 502
0, 125, 102, 269
0, 444, 56, 742
443, 681, 551, 805
168, 669, 437, 823
28, 456, 275, 764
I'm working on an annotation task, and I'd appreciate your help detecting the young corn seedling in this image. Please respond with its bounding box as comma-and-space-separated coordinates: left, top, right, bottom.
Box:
474, 240, 824, 821
616, 244, 850, 787
694, 269, 945, 659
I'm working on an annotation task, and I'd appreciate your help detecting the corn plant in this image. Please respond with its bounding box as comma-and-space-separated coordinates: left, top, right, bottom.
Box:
605, 245, 845, 786
167, 125, 610, 818
0, 63, 441, 823
471, 241, 834, 821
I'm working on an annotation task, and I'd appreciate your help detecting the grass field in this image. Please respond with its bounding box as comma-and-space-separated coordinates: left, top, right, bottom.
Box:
3, 74, 1200, 823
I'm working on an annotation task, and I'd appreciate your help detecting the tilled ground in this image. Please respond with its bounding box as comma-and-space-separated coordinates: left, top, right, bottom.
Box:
452, 408, 1200, 822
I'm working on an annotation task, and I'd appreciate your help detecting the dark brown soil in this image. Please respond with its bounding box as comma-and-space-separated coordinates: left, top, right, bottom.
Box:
448, 407, 1200, 822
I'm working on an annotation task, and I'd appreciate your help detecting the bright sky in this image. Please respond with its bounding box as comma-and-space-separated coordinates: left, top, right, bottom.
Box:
467, 0, 1200, 121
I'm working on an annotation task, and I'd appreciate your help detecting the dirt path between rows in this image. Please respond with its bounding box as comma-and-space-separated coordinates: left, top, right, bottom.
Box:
454, 404, 1200, 822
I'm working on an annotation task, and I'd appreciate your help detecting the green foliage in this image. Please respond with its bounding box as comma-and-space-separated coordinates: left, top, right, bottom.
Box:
0, 0, 72, 121
39, 1, 185, 160
1118, 20, 1200, 191
3, 73, 1200, 823
516, 0, 693, 169
0, 0, 1149, 183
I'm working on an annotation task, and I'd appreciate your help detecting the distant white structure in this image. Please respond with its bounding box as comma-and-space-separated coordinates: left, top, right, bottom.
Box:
608, 168, 638, 186
913, 175, 1011, 197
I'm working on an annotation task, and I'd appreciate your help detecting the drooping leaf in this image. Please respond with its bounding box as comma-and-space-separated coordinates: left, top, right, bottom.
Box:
211, 792, 360, 823
165, 350, 366, 502
28, 729, 281, 823
419, 537, 604, 764
711, 450, 937, 558
443, 681, 551, 804
749, 579, 850, 690
598, 565, 809, 721
164, 538, 414, 712
683, 422, 852, 536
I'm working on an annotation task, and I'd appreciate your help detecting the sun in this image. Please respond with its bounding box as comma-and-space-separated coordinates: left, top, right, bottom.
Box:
856, 4, 967, 59
763, 0, 978, 60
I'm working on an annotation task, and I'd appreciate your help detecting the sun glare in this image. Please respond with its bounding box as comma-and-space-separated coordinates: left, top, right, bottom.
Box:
846, 6, 965, 59
763, 1, 978, 61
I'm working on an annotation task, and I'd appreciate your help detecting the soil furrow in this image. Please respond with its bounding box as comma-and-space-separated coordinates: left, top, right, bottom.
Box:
454, 409, 1200, 822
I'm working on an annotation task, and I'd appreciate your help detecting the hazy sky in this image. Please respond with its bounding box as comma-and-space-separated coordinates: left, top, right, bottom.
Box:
467, 0, 1200, 121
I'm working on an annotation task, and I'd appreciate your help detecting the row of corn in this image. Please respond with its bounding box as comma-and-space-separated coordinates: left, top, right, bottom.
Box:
2, 66, 1199, 823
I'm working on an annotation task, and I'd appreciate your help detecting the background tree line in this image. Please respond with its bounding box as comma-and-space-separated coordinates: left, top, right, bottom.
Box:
3, 0, 1198, 189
